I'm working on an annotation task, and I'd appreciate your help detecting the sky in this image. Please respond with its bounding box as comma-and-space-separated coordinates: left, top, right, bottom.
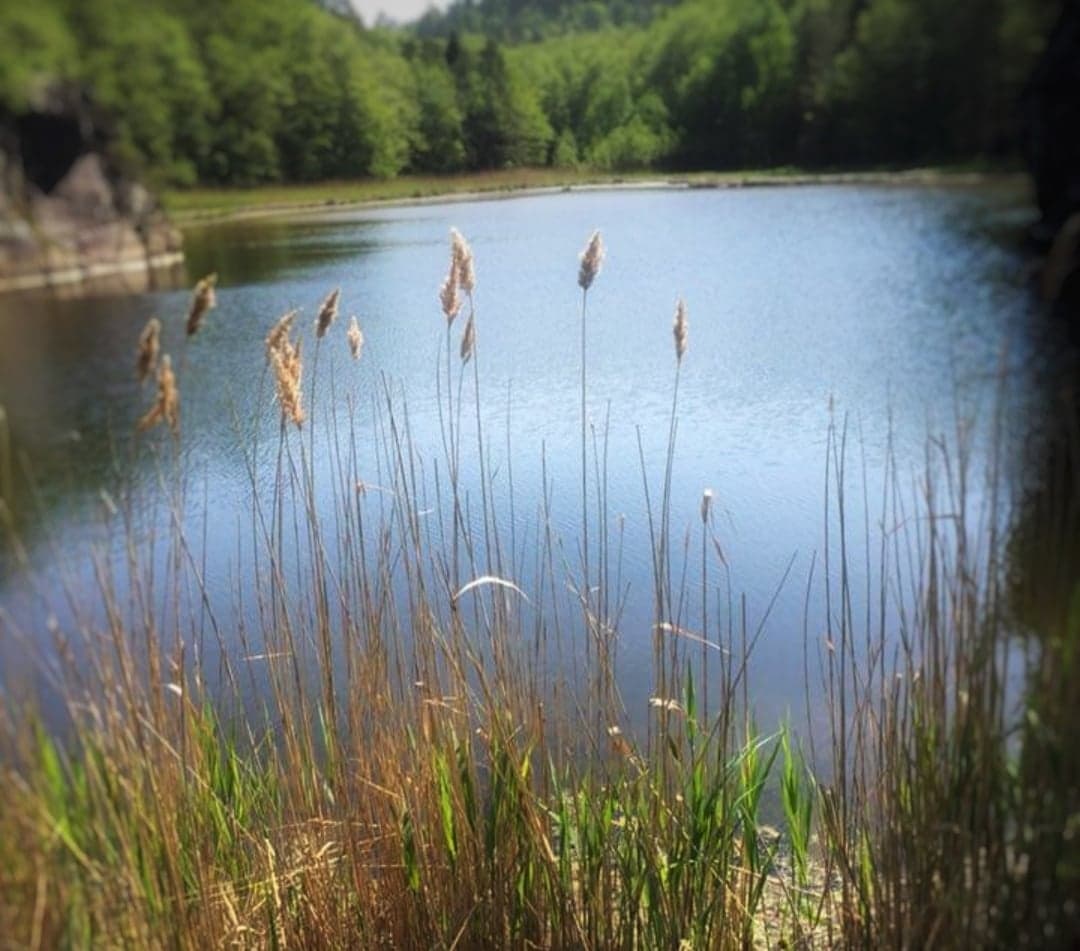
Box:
350, 0, 447, 25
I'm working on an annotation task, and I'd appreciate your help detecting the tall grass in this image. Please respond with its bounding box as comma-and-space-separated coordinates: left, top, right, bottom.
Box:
811, 396, 1080, 947
0, 231, 1077, 949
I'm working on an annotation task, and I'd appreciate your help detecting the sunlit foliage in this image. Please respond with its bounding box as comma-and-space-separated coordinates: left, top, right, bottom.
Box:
0, 0, 1059, 185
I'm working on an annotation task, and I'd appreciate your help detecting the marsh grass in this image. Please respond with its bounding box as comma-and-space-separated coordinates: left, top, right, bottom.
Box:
0, 237, 1077, 949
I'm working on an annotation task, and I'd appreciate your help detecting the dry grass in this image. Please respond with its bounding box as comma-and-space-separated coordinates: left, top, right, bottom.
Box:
185, 273, 217, 337
135, 316, 161, 384
346, 316, 364, 361
135, 352, 180, 435
0, 236, 1077, 949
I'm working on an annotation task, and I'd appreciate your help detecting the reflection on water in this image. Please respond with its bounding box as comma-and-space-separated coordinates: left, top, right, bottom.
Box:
0, 184, 1068, 729
183, 217, 388, 286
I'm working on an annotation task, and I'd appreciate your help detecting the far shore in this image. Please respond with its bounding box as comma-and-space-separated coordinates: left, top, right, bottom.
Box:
167, 166, 1028, 226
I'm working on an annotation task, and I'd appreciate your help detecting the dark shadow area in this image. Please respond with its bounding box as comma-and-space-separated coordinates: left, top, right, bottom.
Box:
1023, 0, 1080, 332
17, 112, 85, 195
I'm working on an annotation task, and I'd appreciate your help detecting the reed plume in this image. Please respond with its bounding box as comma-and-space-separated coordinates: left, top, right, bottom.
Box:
460, 314, 475, 364
270, 329, 304, 428
136, 354, 179, 435
440, 259, 462, 323
673, 297, 688, 362
185, 274, 217, 337
135, 317, 161, 383
450, 228, 476, 293
346, 316, 364, 360
265, 309, 298, 361
315, 288, 340, 339
578, 230, 604, 290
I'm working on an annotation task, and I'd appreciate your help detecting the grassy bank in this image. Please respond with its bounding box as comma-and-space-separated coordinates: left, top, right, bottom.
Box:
164, 166, 1018, 223
0, 231, 1076, 948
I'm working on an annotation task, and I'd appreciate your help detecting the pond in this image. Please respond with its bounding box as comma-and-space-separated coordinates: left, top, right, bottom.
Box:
0, 183, 1065, 734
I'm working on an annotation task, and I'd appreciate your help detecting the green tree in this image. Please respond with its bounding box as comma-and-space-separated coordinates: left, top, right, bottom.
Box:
0, 5, 77, 111
411, 56, 468, 172
199, 32, 286, 184
67, 0, 214, 184
0, 0, 1062, 186
644, 0, 798, 168
275, 14, 341, 182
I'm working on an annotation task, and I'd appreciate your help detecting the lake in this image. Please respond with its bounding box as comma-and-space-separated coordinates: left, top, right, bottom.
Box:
0, 183, 1065, 734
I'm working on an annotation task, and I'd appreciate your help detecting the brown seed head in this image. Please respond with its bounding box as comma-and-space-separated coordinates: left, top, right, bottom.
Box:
159, 356, 180, 433
578, 230, 604, 290
701, 488, 713, 524
460, 313, 475, 364
265, 309, 298, 361
185, 273, 217, 337
271, 332, 305, 428
135, 317, 161, 383
450, 228, 476, 293
439, 258, 461, 324
673, 297, 688, 362
347, 316, 364, 360
315, 288, 340, 339
137, 354, 180, 435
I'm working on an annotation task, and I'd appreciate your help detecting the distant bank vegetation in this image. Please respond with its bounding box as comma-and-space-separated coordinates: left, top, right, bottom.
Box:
0, 0, 1059, 188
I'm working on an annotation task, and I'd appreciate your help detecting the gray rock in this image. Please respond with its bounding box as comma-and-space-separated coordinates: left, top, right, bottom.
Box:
51, 154, 116, 219
0, 82, 185, 295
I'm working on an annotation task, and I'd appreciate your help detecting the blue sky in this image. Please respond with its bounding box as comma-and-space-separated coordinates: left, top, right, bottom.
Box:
350, 0, 447, 25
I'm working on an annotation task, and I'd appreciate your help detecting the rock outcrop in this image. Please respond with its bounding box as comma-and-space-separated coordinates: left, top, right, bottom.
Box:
0, 84, 183, 295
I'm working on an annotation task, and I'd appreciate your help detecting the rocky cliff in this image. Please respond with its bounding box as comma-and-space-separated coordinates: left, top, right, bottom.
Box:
0, 85, 183, 295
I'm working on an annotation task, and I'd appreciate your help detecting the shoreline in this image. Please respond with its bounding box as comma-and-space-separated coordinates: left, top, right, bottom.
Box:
0, 167, 1028, 298
170, 167, 1028, 227
0, 250, 183, 296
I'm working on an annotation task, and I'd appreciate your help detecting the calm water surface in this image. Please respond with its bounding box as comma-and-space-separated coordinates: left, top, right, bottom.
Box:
0, 184, 1062, 729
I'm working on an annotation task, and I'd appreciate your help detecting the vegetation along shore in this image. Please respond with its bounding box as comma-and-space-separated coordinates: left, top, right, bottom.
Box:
0, 0, 1077, 947
166, 167, 1020, 224
1, 225, 1077, 947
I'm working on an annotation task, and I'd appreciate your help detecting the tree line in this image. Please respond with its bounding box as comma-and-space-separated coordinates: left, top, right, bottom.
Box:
0, 0, 1060, 188
414, 0, 679, 42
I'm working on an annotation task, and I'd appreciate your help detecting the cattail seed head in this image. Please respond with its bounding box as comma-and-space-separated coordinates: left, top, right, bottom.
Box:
347, 315, 364, 360
137, 353, 179, 435
578, 230, 604, 290
673, 297, 688, 362
185, 273, 217, 337
265, 309, 298, 361
701, 488, 713, 524
439, 258, 462, 324
450, 228, 476, 293
315, 288, 340, 339
135, 317, 161, 383
460, 313, 475, 364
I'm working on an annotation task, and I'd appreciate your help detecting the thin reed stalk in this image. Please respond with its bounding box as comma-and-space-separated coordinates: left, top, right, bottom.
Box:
1, 227, 1074, 951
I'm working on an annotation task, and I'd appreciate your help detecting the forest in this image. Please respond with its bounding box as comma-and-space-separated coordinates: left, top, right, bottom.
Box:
0, 0, 1061, 187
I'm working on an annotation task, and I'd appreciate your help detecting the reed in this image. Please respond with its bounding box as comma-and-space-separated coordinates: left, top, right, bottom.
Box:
577, 229, 603, 665
460, 313, 475, 363
185, 273, 218, 337
136, 353, 180, 435
135, 316, 161, 384
0, 229, 1075, 950
269, 328, 305, 429
265, 308, 298, 358
346, 315, 364, 360
314, 288, 340, 340
673, 296, 688, 363
451, 227, 476, 293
